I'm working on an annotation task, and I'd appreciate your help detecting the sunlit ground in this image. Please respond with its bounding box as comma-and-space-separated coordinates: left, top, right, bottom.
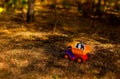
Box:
0, 8, 120, 79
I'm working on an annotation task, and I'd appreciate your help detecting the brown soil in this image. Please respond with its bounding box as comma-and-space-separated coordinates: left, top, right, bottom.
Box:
0, 11, 120, 79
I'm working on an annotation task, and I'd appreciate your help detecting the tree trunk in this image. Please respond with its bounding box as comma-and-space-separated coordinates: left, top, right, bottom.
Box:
103, 0, 107, 12
91, 3, 96, 28
53, 0, 57, 33
96, 0, 101, 17
103, 0, 106, 7
26, 0, 35, 22
115, 0, 118, 9
5, 0, 9, 3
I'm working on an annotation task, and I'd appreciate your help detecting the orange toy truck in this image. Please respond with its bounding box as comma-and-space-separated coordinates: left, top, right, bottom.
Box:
64, 41, 91, 63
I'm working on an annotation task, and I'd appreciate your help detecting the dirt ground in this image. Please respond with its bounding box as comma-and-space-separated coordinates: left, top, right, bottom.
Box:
0, 12, 120, 79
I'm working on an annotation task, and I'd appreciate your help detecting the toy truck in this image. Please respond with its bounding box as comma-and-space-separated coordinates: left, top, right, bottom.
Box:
64, 42, 91, 63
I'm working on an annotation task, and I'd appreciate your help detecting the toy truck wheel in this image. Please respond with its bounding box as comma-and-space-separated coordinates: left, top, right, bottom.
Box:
77, 58, 82, 63
64, 54, 69, 59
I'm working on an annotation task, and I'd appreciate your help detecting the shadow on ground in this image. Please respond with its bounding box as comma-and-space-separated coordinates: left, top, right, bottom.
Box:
0, 12, 120, 79
1, 33, 119, 79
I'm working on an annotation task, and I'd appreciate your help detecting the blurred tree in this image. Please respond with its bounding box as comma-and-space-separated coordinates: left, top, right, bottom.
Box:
103, 0, 107, 7
115, 0, 119, 10
82, 0, 93, 17
91, 1, 96, 28
6, 0, 17, 11
26, 0, 35, 22
96, 0, 102, 17
20, 0, 28, 18
62, 0, 70, 9
53, 0, 57, 33
5, 0, 10, 3
0, 0, 4, 7
103, 0, 107, 13
76, 1, 82, 13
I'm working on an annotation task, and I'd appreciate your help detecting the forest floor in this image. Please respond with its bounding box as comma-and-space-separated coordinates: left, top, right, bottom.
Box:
0, 11, 120, 79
